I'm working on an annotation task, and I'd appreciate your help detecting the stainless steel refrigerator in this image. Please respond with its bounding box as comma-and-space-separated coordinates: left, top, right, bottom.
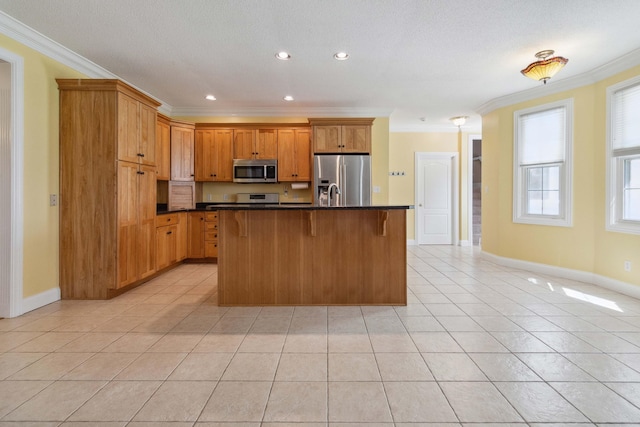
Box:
314, 154, 371, 206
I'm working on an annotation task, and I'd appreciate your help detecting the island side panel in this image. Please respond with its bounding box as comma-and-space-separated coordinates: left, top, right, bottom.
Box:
218, 208, 407, 305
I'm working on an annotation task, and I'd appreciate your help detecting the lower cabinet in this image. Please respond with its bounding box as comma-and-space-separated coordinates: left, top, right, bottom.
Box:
156, 212, 187, 270
188, 210, 218, 259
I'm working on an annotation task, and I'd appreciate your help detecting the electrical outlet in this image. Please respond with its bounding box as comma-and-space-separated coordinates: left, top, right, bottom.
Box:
624, 261, 632, 272
206, 194, 212, 201
223, 194, 229, 201
49, 194, 57, 206
373, 186, 381, 193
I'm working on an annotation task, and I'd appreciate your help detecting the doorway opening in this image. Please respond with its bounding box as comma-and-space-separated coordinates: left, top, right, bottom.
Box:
467, 135, 482, 246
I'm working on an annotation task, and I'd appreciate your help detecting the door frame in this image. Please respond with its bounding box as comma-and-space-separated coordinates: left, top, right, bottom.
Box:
415, 152, 459, 245
467, 134, 481, 247
0, 47, 24, 318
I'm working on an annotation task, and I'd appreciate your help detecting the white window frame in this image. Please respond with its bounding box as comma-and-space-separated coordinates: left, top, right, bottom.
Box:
606, 75, 640, 235
513, 99, 573, 227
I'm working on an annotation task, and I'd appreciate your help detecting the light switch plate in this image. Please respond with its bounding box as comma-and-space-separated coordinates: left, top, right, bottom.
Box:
49, 194, 57, 206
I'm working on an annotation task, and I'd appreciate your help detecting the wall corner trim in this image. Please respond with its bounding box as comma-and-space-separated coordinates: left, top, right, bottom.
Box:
22, 287, 61, 315
480, 251, 640, 300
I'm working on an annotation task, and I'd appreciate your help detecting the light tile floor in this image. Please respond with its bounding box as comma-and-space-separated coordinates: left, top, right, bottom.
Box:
1, 245, 640, 425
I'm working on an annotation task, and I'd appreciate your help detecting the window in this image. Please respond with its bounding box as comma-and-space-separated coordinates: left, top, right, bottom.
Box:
607, 76, 640, 234
513, 99, 573, 226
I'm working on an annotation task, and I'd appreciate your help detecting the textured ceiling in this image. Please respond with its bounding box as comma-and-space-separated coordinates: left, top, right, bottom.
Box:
2, 0, 640, 131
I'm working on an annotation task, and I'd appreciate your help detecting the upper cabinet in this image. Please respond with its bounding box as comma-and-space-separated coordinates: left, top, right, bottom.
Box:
195, 128, 234, 181
156, 114, 171, 180
170, 120, 195, 181
278, 128, 311, 182
310, 118, 374, 154
116, 92, 158, 165
233, 129, 278, 159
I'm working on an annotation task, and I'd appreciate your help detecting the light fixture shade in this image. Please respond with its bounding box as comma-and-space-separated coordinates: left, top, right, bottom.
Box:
450, 116, 467, 127
521, 50, 568, 84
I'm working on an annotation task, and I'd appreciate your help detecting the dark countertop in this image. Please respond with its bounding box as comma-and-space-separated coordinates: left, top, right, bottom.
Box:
157, 203, 413, 214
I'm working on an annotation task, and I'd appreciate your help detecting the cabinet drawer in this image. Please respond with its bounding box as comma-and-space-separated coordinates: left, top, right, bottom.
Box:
156, 213, 179, 227
205, 241, 218, 257
205, 231, 218, 241
205, 212, 218, 222
204, 222, 218, 232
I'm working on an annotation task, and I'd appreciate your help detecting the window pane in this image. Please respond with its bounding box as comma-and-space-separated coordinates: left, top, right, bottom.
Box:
528, 167, 542, 190
542, 190, 560, 215
623, 157, 640, 220
520, 107, 566, 164
543, 166, 560, 191
527, 191, 543, 214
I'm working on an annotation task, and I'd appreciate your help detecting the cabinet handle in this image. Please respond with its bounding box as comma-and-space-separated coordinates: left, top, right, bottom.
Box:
190, 174, 194, 176
137, 153, 144, 157
167, 218, 170, 222
167, 231, 172, 235
137, 171, 144, 175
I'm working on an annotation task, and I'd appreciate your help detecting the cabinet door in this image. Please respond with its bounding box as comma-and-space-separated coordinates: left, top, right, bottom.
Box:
313, 126, 341, 153
139, 103, 157, 166
294, 129, 311, 181
233, 129, 255, 159
195, 130, 215, 181
277, 129, 296, 181
214, 129, 234, 181
187, 211, 205, 258
176, 212, 188, 261
156, 120, 171, 180
117, 94, 140, 163
257, 129, 278, 159
117, 161, 139, 288
137, 163, 157, 280
156, 226, 170, 270
342, 125, 370, 153
171, 127, 195, 181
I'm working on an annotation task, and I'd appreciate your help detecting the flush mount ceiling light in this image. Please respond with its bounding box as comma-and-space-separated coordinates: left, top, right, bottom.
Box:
205, 94, 216, 101
275, 51, 291, 60
450, 116, 468, 127
521, 50, 568, 84
334, 52, 349, 60
283, 95, 294, 101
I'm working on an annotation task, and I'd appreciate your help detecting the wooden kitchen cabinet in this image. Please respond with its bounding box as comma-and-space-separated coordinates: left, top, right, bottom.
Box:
310, 118, 374, 154
195, 129, 234, 181
117, 93, 157, 166
187, 211, 205, 258
156, 114, 171, 180
57, 79, 161, 299
204, 211, 219, 258
233, 129, 278, 160
277, 128, 311, 181
170, 120, 195, 181
155, 212, 187, 270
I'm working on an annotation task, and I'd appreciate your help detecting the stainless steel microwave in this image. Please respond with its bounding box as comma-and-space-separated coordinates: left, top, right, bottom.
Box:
232, 159, 278, 183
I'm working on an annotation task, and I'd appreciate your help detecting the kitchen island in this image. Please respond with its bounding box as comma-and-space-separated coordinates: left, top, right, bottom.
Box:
215, 205, 411, 306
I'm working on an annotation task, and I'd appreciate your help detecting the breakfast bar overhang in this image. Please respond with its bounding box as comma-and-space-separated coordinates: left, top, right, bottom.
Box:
215, 205, 411, 306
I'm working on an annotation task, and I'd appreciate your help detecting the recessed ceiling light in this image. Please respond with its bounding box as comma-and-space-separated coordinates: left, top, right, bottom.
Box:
205, 94, 216, 101
283, 95, 294, 101
275, 51, 291, 60
334, 52, 349, 60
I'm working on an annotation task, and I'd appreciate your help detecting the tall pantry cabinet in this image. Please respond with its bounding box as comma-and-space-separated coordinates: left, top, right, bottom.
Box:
57, 79, 161, 299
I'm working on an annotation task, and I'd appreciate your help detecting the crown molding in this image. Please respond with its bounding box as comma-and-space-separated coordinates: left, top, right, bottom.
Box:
169, 106, 393, 118
390, 123, 482, 133
476, 47, 640, 116
0, 11, 172, 110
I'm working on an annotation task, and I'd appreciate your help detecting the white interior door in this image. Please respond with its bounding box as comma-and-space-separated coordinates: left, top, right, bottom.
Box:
416, 152, 458, 245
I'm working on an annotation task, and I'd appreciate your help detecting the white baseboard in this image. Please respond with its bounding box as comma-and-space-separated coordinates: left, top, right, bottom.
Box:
407, 239, 417, 246
22, 287, 61, 315
481, 251, 640, 300
459, 240, 472, 247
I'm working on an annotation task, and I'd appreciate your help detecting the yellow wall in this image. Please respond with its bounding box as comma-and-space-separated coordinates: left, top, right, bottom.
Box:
0, 35, 86, 298
482, 65, 640, 287
388, 131, 469, 241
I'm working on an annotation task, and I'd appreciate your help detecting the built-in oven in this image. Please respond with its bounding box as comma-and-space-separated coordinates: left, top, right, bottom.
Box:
233, 159, 278, 183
